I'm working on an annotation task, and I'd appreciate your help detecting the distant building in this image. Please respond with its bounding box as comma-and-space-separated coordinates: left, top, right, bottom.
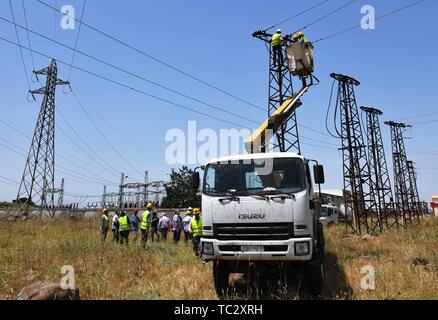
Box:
431, 195, 438, 217
316, 189, 352, 215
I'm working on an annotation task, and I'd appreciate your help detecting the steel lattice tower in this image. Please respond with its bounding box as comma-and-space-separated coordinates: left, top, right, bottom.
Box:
16, 59, 68, 217
331, 73, 381, 235
361, 107, 398, 229
385, 121, 419, 227
253, 31, 300, 153
407, 160, 422, 226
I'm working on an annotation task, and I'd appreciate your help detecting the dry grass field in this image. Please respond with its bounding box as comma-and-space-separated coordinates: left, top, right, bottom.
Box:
0, 216, 437, 300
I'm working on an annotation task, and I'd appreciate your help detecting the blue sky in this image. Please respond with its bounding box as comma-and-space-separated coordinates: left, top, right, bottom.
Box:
0, 0, 437, 205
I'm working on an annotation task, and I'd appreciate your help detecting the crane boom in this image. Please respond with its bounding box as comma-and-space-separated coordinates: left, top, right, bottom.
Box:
245, 85, 309, 154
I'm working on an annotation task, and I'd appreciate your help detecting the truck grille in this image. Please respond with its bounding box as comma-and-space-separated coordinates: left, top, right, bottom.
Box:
213, 223, 294, 241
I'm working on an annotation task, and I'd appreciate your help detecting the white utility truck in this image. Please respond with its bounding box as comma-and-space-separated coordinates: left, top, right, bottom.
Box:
191, 41, 325, 298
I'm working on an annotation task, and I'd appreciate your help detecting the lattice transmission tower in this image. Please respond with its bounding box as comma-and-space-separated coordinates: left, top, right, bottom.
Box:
252, 30, 300, 153
361, 107, 398, 229
331, 73, 381, 235
385, 121, 421, 227
16, 59, 69, 217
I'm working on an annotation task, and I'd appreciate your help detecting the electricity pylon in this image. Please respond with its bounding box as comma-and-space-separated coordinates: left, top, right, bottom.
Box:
16, 59, 69, 217
361, 107, 398, 229
331, 73, 381, 235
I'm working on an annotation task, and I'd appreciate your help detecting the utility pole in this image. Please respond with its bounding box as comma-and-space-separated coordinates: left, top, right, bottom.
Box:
57, 178, 64, 208
102, 185, 107, 208
385, 121, 419, 227
118, 173, 125, 209
361, 107, 398, 229
143, 170, 149, 207
407, 160, 422, 226
252, 30, 300, 153
16, 59, 69, 217
331, 73, 380, 235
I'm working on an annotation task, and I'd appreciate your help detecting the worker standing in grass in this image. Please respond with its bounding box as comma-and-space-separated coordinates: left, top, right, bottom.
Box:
171, 210, 183, 245
189, 208, 203, 256
111, 212, 120, 243
118, 211, 131, 245
183, 209, 193, 244
130, 209, 141, 243
158, 213, 170, 241
140, 203, 154, 248
100, 208, 110, 242
151, 211, 160, 242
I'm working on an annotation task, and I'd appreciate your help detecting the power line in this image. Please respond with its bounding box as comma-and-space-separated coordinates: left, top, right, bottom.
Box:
0, 137, 118, 186
293, 0, 358, 34
263, 0, 330, 31
1, 35, 340, 150
66, 0, 87, 82
56, 111, 122, 177
71, 85, 168, 171
0, 114, 118, 184
21, 0, 39, 83
315, 0, 426, 43
399, 111, 438, 121
70, 88, 144, 177
35, 0, 263, 111
0, 175, 19, 186
8, 0, 31, 91
0, 16, 261, 126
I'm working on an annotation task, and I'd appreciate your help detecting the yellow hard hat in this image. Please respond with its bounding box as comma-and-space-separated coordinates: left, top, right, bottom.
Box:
193, 208, 200, 215
298, 31, 305, 37
146, 202, 154, 209
102, 208, 108, 214
293, 34, 299, 40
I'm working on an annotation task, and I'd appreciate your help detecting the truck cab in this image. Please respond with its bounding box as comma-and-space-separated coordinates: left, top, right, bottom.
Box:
192, 152, 326, 297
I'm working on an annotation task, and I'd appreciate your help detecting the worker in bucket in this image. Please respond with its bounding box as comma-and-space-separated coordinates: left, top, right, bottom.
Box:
297, 31, 308, 43
189, 208, 203, 256
100, 208, 110, 242
271, 29, 284, 67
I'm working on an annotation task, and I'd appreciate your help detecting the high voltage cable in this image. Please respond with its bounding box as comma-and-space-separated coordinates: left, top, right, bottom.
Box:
35, 0, 263, 111
0, 114, 118, 184
72, 85, 169, 172
21, 0, 39, 84
0, 137, 118, 186
8, 0, 31, 91
1, 35, 341, 150
1, 15, 339, 145
263, 0, 330, 31
56, 110, 122, 176
70, 89, 144, 177
0, 16, 261, 126
66, 0, 87, 82
292, 0, 358, 34
315, 0, 426, 43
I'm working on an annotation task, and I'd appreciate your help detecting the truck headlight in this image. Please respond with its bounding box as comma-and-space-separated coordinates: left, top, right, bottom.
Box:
203, 242, 214, 255
294, 241, 310, 256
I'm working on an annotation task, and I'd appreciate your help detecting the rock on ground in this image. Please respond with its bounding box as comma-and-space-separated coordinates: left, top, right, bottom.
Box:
17, 282, 80, 300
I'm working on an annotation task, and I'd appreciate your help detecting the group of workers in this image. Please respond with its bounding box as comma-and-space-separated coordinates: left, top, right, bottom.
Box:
99, 203, 203, 256
271, 29, 308, 66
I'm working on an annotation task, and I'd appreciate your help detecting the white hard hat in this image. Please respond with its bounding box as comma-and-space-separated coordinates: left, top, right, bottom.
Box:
188, 207, 193, 211
276, 29, 282, 34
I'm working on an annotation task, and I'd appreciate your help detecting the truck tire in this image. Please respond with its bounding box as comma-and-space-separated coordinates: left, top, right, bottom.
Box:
213, 261, 230, 299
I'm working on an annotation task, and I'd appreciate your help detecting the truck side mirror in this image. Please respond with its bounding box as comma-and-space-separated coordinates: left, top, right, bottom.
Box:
313, 165, 325, 185
191, 172, 200, 190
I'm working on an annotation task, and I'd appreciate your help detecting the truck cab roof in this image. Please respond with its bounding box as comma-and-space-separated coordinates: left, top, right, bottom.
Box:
207, 152, 305, 165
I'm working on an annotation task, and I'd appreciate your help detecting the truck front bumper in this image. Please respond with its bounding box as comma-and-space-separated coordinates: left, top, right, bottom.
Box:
200, 238, 313, 261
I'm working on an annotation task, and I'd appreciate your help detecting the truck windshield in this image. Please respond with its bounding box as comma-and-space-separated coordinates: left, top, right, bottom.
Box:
203, 158, 307, 196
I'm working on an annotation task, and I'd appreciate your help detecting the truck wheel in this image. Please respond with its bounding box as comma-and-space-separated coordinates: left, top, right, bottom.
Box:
213, 261, 230, 299
305, 263, 324, 297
